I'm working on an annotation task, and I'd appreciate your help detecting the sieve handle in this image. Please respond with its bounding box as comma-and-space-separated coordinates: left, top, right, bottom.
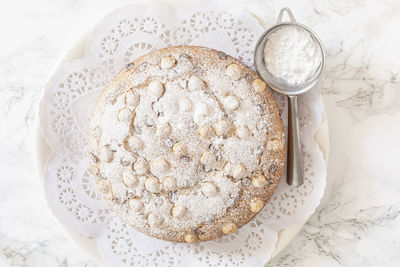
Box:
287, 95, 304, 187
277, 7, 296, 24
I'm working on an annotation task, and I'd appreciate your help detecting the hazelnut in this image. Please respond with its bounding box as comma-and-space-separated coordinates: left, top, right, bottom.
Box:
184, 233, 197, 243
222, 222, 238, 234
201, 182, 218, 197
127, 135, 144, 150
196, 102, 209, 116
122, 172, 138, 187
172, 142, 187, 157
129, 198, 144, 212
148, 80, 165, 98
269, 139, 282, 152
232, 163, 247, 180
226, 64, 241, 80
252, 78, 266, 92
188, 75, 205, 91
152, 158, 170, 174
251, 174, 267, 188
200, 150, 216, 167
162, 176, 177, 191
145, 176, 160, 193
97, 180, 111, 194
100, 146, 113, 162
178, 97, 192, 112
236, 125, 251, 139
250, 197, 264, 213
156, 122, 171, 138
223, 95, 240, 111
118, 107, 134, 122
215, 120, 233, 137
171, 203, 186, 218
134, 158, 149, 175
160, 55, 176, 70
198, 125, 213, 138
147, 212, 162, 227
125, 90, 140, 106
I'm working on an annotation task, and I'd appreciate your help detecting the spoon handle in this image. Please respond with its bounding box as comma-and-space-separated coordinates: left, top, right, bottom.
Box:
287, 95, 304, 187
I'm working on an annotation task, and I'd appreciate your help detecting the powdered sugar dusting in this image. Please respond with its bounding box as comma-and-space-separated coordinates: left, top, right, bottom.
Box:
88, 47, 284, 239
264, 26, 322, 85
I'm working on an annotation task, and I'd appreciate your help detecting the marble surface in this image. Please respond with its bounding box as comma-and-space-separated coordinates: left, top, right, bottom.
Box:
0, 0, 399, 266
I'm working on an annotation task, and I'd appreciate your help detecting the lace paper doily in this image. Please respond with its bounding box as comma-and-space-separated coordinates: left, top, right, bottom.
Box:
39, 2, 326, 266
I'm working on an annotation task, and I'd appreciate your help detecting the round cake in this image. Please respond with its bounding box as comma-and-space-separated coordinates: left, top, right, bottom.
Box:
88, 46, 286, 243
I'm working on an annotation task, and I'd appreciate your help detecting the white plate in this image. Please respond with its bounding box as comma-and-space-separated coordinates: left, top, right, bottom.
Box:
35, 30, 329, 267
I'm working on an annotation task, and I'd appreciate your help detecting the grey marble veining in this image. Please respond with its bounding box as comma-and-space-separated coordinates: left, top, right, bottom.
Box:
1, 0, 399, 266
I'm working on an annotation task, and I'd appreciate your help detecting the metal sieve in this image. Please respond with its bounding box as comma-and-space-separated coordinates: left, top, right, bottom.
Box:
254, 7, 326, 187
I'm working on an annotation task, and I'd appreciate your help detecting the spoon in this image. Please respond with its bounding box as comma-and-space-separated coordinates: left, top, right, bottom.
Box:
254, 7, 326, 187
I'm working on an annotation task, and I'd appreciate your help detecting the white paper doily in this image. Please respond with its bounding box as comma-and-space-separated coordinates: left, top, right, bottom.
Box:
39, 2, 327, 266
